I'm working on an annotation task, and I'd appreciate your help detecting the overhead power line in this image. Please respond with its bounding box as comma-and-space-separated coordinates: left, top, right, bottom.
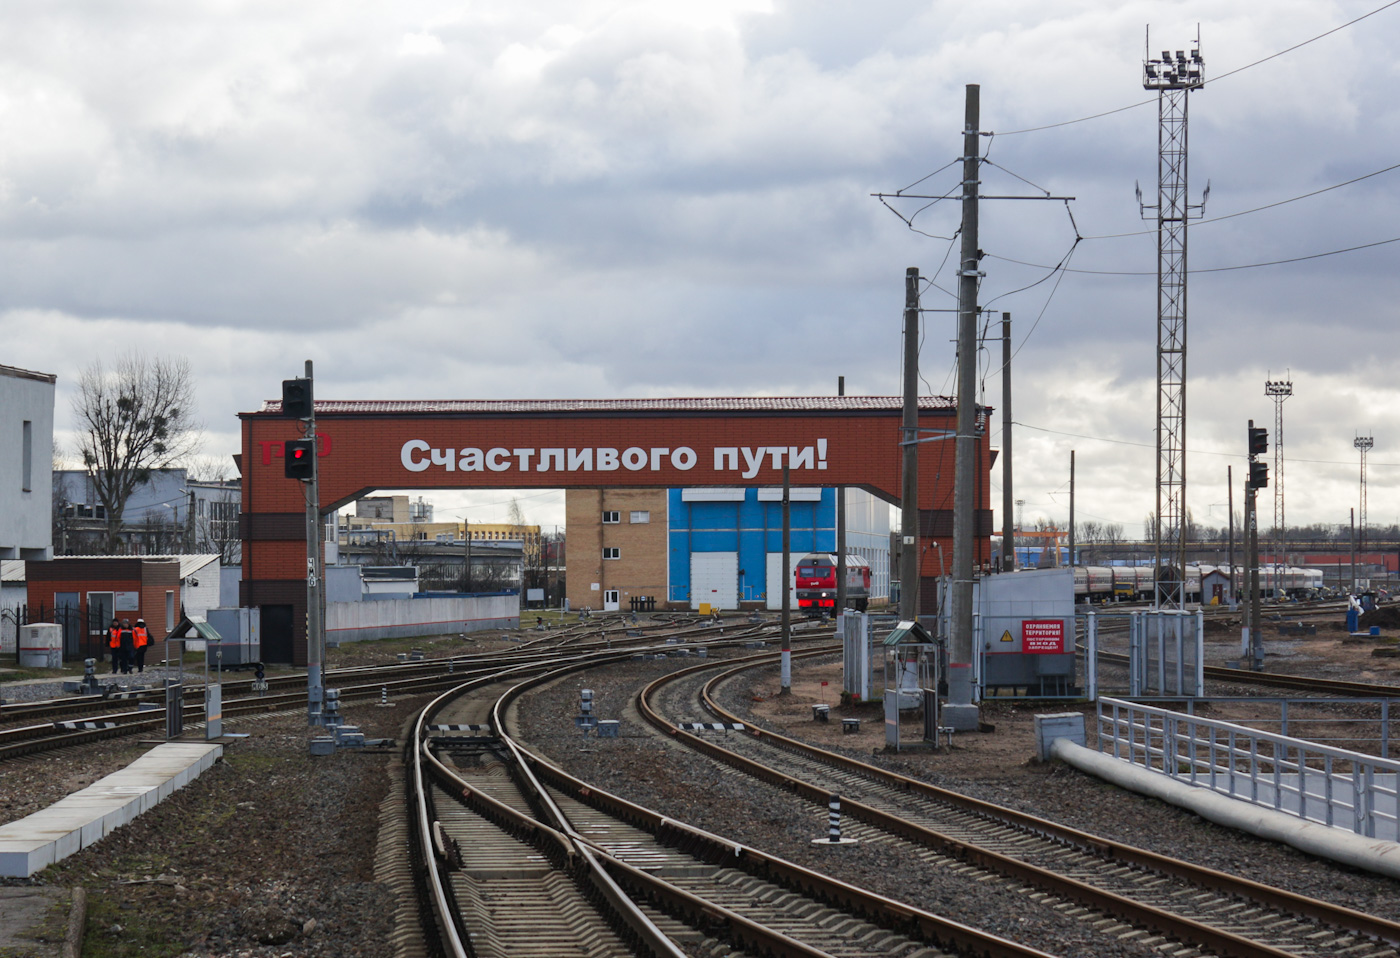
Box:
1015, 420, 1400, 468
988, 233, 1400, 276
992, 0, 1400, 136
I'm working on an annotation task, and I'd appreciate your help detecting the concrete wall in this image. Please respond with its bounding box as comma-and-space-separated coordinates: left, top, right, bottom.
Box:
325, 594, 518, 644
0, 366, 56, 561
178, 566, 222, 620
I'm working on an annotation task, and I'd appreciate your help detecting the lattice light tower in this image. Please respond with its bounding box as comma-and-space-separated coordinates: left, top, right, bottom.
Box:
1356, 434, 1374, 550
1265, 377, 1292, 583
1142, 33, 1205, 608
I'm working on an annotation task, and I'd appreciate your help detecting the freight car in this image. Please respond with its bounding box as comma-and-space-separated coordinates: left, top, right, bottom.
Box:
795, 553, 872, 613
1068, 563, 1322, 603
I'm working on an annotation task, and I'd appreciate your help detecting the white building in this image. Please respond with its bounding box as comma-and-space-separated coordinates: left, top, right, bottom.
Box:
53, 469, 240, 560
0, 364, 56, 561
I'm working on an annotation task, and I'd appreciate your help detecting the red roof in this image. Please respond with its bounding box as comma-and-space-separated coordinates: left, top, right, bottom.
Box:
248, 396, 975, 417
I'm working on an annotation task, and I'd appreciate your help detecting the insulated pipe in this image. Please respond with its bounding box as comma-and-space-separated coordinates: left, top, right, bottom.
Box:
1050, 738, 1400, 880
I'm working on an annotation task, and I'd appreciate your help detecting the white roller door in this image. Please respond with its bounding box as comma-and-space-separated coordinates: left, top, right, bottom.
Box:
765, 552, 806, 611
690, 553, 738, 610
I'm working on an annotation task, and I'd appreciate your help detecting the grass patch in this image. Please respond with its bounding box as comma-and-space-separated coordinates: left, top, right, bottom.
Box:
0, 665, 87, 682
225, 751, 282, 775
80, 888, 187, 958
0, 892, 72, 958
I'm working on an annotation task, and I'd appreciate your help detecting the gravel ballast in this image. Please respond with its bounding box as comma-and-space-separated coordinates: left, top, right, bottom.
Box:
4, 622, 1400, 957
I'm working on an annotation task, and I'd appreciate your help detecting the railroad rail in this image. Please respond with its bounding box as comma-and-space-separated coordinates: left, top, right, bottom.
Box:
0, 613, 782, 728
0, 619, 825, 761
1090, 647, 1400, 699
635, 652, 1400, 958
409, 663, 1057, 958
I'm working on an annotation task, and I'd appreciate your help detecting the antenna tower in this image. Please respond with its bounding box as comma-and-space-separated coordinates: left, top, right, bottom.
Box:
1141, 29, 1206, 609
1355, 435, 1374, 550
1265, 377, 1291, 586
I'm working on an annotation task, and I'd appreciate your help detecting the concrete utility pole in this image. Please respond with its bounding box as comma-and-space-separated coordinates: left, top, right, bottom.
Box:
946, 83, 982, 732
1227, 465, 1235, 607
1068, 451, 1076, 567
781, 464, 792, 693
1266, 377, 1292, 588
1001, 314, 1013, 572
1015, 499, 1025, 570
1351, 507, 1358, 592
836, 376, 847, 615
899, 268, 921, 620
1247, 476, 1261, 669
462, 518, 472, 592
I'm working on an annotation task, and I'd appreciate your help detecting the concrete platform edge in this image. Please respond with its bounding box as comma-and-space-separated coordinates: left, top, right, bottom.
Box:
0, 742, 224, 878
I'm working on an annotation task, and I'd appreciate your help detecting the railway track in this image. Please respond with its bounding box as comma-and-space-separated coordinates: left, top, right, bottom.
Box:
410, 663, 1057, 958
634, 652, 1400, 958
0, 619, 828, 761
0, 617, 666, 726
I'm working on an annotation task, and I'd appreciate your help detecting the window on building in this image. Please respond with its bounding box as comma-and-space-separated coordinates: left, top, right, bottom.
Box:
21, 420, 32, 492
602, 511, 620, 524
630, 511, 650, 524
603, 547, 620, 559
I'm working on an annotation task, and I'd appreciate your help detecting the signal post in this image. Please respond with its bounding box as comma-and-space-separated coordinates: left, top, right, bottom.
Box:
282, 363, 324, 724
1245, 421, 1268, 671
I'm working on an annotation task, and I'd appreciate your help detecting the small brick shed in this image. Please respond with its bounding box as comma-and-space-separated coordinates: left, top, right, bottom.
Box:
25, 557, 181, 661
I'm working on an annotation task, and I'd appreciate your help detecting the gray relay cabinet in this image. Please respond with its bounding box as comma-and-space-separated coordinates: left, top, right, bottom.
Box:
205, 607, 262, 667
947, 568, 1077, 696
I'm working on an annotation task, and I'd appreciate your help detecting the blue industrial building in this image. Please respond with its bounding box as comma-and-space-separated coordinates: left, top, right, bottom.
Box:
667, 487, 890, 610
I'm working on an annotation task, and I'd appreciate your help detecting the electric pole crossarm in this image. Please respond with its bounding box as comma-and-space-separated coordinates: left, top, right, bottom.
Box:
870, 192, 1076, 202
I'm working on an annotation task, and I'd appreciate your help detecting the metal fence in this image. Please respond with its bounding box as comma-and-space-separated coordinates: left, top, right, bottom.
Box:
2, 603, 113, 663
1094, 696, 1400, 841
1129, 696, 1398, 759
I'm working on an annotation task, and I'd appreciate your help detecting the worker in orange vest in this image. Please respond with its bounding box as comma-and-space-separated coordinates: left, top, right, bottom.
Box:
107, 618, 122, 674
133, 619, 150, 673
117, 619, 136, 675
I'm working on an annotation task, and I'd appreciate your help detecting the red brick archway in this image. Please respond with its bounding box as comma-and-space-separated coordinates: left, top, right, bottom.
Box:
239, 397, 992, 664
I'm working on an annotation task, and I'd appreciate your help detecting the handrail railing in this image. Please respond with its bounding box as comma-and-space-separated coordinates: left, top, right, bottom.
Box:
1095, 696, 1400, 840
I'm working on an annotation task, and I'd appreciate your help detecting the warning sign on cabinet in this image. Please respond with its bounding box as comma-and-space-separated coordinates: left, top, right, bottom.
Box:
1021, 619, 1065, 653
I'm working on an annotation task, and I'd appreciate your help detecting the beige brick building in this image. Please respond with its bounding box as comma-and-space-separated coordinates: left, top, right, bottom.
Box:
565, 489, 667, 612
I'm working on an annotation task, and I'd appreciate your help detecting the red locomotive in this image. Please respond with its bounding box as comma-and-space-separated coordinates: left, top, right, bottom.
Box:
794, 553, 872, 613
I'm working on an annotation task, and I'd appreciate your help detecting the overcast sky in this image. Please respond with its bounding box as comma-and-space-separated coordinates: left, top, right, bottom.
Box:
5, 0, 1399, 539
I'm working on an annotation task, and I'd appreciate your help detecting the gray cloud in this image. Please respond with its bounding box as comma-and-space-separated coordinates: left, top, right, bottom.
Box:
4, 1, 1399, 532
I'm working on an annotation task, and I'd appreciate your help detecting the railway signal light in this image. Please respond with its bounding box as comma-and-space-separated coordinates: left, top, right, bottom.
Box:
1247, 422, 1268, 458
284, 439, 315, 480
1249, 461, 1268, 489
282, 378, 313, 418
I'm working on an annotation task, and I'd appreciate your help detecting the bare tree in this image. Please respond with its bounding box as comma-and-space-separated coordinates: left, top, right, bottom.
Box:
506, 496, 542, 572
187, 456, 242, 564
73, 352, 202, 552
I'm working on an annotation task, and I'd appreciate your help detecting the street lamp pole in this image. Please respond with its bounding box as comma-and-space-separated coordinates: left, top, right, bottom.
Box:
456, 516, 471, 593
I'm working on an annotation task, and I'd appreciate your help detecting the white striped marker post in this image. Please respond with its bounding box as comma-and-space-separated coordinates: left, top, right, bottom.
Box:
814, 792, 858, 845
